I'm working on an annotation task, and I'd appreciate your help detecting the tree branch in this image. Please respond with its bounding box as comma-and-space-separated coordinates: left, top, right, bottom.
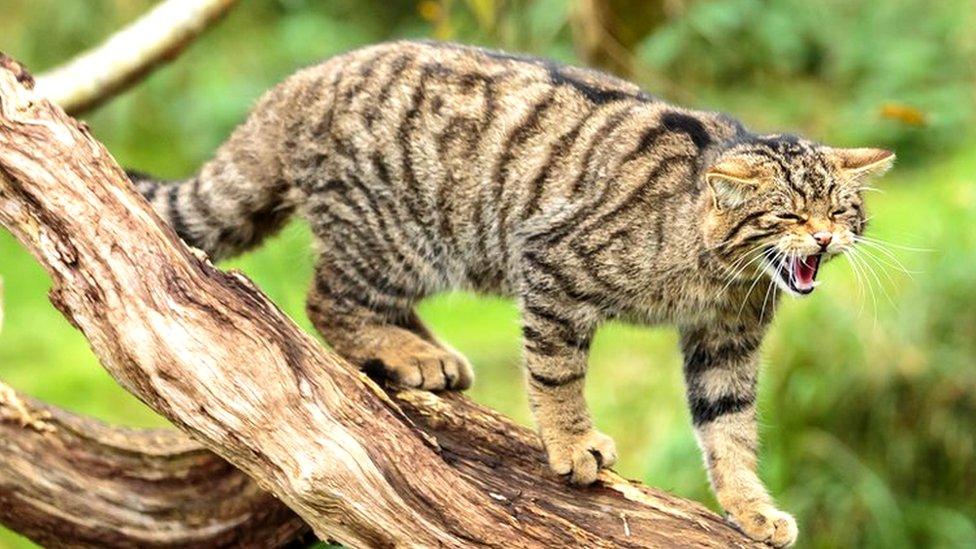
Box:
0, 382, 312, 548
0, 54, 760, 547
34, 0, 239, 115
0, 248, 309, 547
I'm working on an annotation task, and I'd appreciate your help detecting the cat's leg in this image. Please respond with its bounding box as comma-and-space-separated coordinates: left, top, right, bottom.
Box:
518, 282, 615, 485
680, 323, 797, 547
307, 262, 473, 391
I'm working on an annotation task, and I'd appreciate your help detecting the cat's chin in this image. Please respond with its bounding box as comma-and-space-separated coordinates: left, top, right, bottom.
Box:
764, 250, 823, 296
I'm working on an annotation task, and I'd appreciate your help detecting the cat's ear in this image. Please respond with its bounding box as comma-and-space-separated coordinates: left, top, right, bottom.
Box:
705, 156, 765, 211
824, 147, 895, 184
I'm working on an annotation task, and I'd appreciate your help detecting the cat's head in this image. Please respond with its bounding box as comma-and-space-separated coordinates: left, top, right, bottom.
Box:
702, 135, 894, 296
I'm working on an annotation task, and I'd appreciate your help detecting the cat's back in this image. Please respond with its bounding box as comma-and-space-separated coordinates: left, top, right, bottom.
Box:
273, 42, 664, 285
278, 38, 661, 181
273, 41, 739, 294
288, 39, 654, 108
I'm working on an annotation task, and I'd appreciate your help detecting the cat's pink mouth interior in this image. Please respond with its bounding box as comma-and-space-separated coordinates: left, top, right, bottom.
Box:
775, 254, 822, 294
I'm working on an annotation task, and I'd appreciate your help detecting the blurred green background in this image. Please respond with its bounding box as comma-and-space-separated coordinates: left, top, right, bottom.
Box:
1, 0, 974, 547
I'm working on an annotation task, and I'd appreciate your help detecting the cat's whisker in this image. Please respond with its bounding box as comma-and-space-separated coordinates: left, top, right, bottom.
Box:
718, 263, 766, 304
736, 270, 766, 319
843, 249, 866, 298
759, 269, 777, 325
739, 249, 781, 320
850, 246, 905, 309
772, 265, 781, 315
852, 247, 900, 290
849, 247, 898, 311
846, 249, 881, 321
842, 250, 867, 317
715, 247, 771, 298
852, 243, 917, 280
720, 247, 768, 282
725, 243, 768, 267
856, 234, 932, 253
719, 246, 766, 281
853, 238, 922, 276
716, 258, 753, 293
856, 247, 919, 277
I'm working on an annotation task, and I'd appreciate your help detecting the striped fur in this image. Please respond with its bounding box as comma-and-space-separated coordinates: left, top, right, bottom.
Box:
128, 41, 894, 547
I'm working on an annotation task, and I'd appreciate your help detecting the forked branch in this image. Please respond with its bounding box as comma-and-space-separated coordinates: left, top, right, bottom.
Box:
1, 258, 308, 547
0, 382, 311, 548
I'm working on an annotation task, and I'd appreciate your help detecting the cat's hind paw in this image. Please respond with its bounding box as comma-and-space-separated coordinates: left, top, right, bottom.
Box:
728, 505, 798, 547
361, 334, 474, 391
545, 429, 617, 486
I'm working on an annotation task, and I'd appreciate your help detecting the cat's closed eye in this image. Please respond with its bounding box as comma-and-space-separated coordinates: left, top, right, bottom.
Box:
773, 212, 804, 222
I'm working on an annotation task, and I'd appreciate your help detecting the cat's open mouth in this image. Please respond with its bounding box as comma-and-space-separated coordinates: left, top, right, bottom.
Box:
767, 250, 822, 295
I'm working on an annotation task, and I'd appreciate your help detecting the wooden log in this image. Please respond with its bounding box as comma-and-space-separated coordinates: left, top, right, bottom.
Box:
0, 53, 761, 547
0, 382, 312, 548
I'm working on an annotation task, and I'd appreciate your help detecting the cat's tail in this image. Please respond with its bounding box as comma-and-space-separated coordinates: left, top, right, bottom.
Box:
128, 90, 300, 261
129, 168, 296, 261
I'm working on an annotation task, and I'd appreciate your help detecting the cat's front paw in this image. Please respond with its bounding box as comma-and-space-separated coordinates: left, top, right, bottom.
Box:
727, 505, 798, 547
544, 429, 618, 485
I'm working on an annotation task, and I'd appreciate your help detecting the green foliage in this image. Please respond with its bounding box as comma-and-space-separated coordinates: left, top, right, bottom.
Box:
641, 0, 976, 160
637, 0, 976, 158
1, 1, 974, 548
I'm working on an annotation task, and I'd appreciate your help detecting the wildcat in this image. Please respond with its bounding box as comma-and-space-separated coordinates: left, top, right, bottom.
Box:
130, 40, 894, 547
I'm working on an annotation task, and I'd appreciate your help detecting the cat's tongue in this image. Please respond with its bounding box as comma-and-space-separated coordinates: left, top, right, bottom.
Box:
791, 255, 821, 292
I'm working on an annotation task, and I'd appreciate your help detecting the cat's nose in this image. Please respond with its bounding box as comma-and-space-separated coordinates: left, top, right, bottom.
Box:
812, 231, 833, 249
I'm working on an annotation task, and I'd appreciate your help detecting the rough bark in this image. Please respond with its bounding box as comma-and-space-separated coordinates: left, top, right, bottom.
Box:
34, 0, 239, 115
1, 267, 309, 547
0, 382, 312, 548
0, 54, 761, 547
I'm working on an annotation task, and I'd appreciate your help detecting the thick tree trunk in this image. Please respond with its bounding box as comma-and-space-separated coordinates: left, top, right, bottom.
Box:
0, 382, 311, 548
0, 54, 760, 547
